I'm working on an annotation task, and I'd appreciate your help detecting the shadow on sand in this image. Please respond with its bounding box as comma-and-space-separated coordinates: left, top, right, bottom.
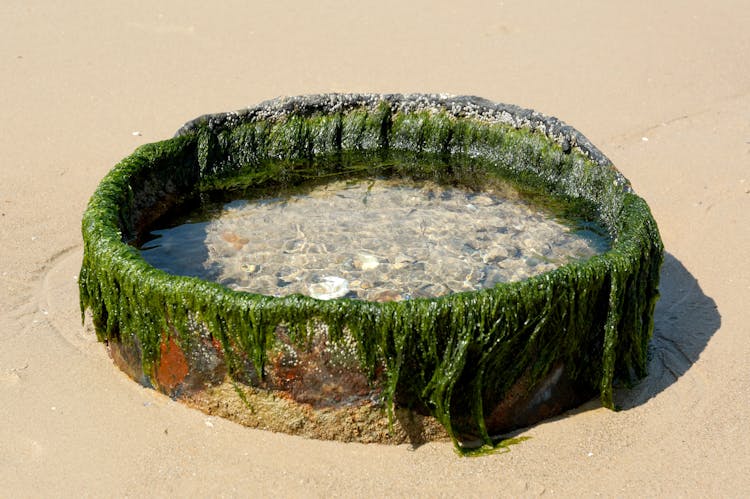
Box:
615, 251, 721, 409
490, 252, 721, 445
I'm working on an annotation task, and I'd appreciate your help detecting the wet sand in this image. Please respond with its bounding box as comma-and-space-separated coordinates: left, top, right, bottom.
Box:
1, 1, 748, 496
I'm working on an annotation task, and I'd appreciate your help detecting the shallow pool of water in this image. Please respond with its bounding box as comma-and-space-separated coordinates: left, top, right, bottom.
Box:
139, 178, 610, 301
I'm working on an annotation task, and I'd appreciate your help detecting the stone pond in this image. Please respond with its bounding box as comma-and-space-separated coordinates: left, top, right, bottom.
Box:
79, 94, 663, 452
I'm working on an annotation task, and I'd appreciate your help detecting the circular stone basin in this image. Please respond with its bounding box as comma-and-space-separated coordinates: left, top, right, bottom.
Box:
79, 94, 663, 451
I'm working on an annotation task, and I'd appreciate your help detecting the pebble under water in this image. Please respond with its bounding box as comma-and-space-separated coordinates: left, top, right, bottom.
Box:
139, 178, 611, 302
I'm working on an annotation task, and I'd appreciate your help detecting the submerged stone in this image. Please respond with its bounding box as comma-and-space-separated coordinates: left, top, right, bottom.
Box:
353, 253, 380, 271
373, 290, 403, 302
308, 276, 349, 300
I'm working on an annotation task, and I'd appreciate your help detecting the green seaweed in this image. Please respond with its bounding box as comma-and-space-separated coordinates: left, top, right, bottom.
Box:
79, 99, 663, 453
458, 435, 533, 457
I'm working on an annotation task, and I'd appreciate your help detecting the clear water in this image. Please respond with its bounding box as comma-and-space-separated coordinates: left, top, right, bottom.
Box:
139, 178, 610, 301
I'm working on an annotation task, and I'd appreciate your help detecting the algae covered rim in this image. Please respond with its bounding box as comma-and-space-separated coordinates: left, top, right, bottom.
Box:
80, 93, 663, 449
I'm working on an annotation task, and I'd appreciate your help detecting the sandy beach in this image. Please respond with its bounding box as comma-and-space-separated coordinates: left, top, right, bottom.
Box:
2, 1, 749, 496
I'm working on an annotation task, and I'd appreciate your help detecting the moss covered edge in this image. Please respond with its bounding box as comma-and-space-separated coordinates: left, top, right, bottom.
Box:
79, 93, 663, 450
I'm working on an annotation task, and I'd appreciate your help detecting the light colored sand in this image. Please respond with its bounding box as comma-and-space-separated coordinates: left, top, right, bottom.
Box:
1, 1, 748, 496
